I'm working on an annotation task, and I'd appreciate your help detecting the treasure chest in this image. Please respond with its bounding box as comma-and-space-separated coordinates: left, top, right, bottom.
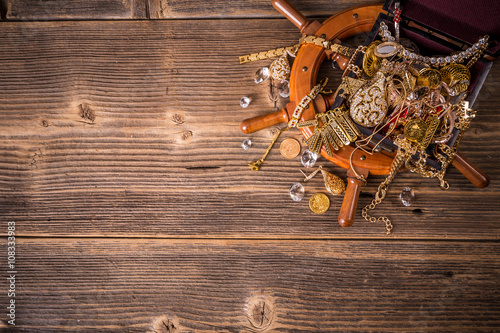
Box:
358, 0, 500, 153
332, 0, 500, 230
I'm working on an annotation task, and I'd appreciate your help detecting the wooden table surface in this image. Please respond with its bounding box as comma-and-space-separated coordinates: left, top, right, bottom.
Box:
1, 0, 499, 331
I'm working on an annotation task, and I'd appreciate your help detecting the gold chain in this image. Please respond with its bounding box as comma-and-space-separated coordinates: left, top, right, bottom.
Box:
361, 137, 417, 234
239, 35, 355, 64
239, 44, 301, 64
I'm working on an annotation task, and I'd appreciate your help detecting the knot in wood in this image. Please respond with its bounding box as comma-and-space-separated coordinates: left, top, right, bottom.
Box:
79, 103, 95, 122
172, 113, 185, 124
152, 315, 179, 333
246, 296, 274, 331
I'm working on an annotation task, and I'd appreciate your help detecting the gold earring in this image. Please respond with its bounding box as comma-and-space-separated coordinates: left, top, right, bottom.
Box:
300, 166, 346, 195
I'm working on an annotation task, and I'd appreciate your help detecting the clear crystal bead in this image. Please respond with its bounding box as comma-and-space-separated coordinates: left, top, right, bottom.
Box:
241, 138, 252, 150
289, 182, 305, 201
423, 56, 430, 63
417, 55, 423, 61
410, 52, 417, 59
400, 187, 415, 207
452, 54, 459, 61
380, 23, 388, 31
277, 79, 290, 98
466, 48, 473, 55
438, 58, 445, 65
239, 96, 251, 108
459, 52, 467, 58
430, 57, 437, 64
254, 67, 270, 84
445, 56, 451, 63
384, 31, 391, 38
403, 49, 410, 56
301, 149, 318, 168
473, 43, 480, 50
388, 36, 395, 42
479, 38, 486, 45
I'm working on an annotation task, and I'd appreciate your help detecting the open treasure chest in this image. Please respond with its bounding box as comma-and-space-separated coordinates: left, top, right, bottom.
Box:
240, 0, 499, 233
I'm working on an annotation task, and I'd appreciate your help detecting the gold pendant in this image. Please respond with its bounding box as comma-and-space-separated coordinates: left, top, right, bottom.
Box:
404, 119, 427, 144
321, 169, 345, 195
300, 166, 346, 196
270, 55, 291, 81
349, 71, 388, 127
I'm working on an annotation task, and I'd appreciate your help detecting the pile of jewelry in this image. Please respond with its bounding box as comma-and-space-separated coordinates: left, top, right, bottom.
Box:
341, 21, 488, 228
239, 12, 489, 233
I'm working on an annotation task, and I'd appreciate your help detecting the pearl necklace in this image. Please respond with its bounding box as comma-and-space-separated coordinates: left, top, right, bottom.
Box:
378, 22, 489, 68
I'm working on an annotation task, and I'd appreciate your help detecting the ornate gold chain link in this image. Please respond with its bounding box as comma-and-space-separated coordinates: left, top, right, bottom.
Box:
239, 35, 355, 64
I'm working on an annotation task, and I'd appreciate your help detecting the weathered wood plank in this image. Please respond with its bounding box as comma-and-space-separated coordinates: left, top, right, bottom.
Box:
4, 0, 147, 20
147, 0, 381, 19
1, 238, 498, 331
0, 20, 498, 239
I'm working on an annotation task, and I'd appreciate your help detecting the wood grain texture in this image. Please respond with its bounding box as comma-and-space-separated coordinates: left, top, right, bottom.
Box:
0, 238, 498, 331
0, 19, 498, 239
147, 0, 382, 19
4, 0, 147, 20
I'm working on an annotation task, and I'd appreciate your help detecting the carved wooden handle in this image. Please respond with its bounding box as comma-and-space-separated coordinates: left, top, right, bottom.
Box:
240, 107, 289, 134
338, 176, 364, 228
272, 0, 322, 34
452, 152, 490, 188
272, 0, 308, 30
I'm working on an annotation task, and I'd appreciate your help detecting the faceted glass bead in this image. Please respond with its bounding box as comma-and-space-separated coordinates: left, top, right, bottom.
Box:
384, 31, 391, 38
445, 56, 451, 63
400, 187, 415, 206
388, 36, 395, 42
301, 149, 318, 168
240, 96, 251, 108
452, 54, 459, 62
254, 67, 270, 84
277, 79, 290, 98
289, 182, 305, 201
430, 57, 437, 64
241, 138, 252, 150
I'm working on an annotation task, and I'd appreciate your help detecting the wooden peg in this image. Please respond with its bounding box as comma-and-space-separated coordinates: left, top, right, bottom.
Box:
452, 152, 490, 188
240, 107, 289, 134
338, 167, 369, 228
272, 0, 322, 35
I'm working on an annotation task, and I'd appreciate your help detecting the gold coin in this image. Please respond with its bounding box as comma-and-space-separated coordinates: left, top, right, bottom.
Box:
309, 193, 330, 214
280, 138, 301, 159
417, 68, 442, 89
404, 119, 427, 144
